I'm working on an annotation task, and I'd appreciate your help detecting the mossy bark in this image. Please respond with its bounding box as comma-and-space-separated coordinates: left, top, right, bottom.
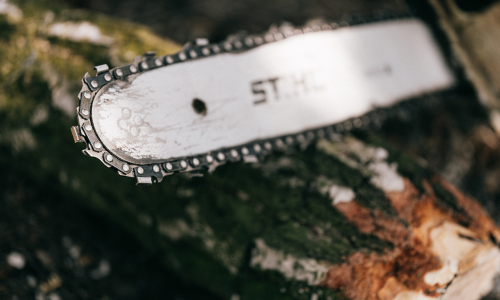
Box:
1, 1, 500, 300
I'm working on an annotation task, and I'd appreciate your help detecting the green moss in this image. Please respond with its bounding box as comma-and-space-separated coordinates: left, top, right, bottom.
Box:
0, 15, 15, 40
355, 130, 432, 192
47, 37, 111, 67
0, 70, 52, 123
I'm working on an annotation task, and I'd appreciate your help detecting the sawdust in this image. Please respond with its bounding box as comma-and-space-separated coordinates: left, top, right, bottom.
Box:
438, 178, 500, 242
321, 179, 500, 300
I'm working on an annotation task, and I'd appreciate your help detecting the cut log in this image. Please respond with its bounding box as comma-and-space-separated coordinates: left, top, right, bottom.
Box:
1, 1, 500, 300
429, 0, 500, 134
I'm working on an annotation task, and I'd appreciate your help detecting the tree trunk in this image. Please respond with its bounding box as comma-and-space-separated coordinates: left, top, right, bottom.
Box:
1, 1, 500, 300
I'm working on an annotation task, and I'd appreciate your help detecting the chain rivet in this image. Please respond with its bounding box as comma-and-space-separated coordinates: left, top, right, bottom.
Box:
106, 154, 113, 162
123, 164, 130, 172
95, 142, 102, 149
153, 165, 160, 172
85, 124, 92, 131
274, 33, 284, 40
224, 42, 232, 51
155, 58, 162, 67
264, 142, 272, 150
141, 61, 148, 70
180, 160, 187, 168
165, 162, 173, 170
91, 80, 98, 88
202, 48, 210, 55
253, 144, 261, 152
190, 50, 197, 58
275, 139, 284, 147
245, 37, 254, 47
137, 167, 144, 174
217, 152, 225, 161
192, 158, 200, 166
179, 52, 187, 60
81, 108, 89, 116
166, 56, 174, 64
130, 65, 137, 73
212, 45, 221, 53
84, 91, 91, 99
241, 147, 249, 155
115, 69, 123, 77
104, 74, 112, 81
230, 149, 238, 158
206, 155, 214, 163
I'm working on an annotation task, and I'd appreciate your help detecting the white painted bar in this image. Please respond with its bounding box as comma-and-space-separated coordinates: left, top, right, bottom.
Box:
92, 19, 455, 164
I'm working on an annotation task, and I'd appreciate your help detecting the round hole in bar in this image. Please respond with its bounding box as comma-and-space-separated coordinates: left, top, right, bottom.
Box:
192, 98, 207, 116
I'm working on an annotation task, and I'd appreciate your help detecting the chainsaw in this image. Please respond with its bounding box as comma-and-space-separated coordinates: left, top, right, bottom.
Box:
71, 15, 455, 185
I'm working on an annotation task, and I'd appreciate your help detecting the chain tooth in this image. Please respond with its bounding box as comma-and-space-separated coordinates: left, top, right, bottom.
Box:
133, 165, 164, 185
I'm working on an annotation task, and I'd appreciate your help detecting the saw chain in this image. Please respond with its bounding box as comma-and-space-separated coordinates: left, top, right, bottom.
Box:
71, 14, 455, 185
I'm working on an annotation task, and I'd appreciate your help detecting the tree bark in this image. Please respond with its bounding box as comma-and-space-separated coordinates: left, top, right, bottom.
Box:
1, 2, 500, 300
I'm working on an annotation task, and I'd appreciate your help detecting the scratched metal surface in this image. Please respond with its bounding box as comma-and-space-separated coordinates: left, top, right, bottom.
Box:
91, 19, 454, 164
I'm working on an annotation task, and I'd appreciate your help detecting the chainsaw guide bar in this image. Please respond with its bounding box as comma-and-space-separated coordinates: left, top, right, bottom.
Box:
72, 16, 455, 185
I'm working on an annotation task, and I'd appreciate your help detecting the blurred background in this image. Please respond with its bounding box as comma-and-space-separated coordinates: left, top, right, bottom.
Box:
2, 0, 500, 299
